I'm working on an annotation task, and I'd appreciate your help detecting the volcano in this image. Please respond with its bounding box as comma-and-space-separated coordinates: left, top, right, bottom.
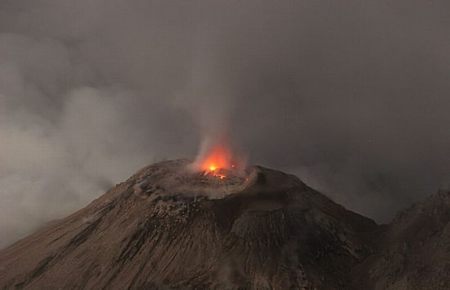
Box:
0, 160, 448, 289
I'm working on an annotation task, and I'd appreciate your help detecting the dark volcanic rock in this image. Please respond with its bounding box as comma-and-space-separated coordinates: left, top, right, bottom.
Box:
0, 160, 375, 289
353, 190, 450, 290
0, 160, 447, 289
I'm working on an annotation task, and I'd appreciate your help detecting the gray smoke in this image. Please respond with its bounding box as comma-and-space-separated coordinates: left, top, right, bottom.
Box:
0, 0, 449, 248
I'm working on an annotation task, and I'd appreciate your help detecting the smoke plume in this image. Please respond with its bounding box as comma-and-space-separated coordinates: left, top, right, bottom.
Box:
0, 0, 449, 247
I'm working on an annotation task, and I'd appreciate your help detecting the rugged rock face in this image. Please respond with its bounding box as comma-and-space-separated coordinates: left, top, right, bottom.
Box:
0, 159, 448, 290
353, 189, 450, 290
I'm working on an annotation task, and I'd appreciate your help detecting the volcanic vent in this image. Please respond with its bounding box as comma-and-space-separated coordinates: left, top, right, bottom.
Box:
0, 159, 379, 290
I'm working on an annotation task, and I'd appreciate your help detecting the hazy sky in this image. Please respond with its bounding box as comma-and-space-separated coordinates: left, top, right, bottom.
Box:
0, 0, 449, 248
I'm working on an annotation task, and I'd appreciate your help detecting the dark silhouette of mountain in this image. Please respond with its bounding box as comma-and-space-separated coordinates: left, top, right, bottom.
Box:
353, 189, 450, 290
0, 160, 448, 289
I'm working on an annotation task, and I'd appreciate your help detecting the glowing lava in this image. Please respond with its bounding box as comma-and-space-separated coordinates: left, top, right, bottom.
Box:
193, 141, 239, 179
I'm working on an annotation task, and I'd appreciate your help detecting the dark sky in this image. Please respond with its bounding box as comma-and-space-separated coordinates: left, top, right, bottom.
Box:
0, 0, 449, 247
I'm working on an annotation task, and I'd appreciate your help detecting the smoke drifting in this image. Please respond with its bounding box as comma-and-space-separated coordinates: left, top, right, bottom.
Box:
0, 0, 449, 247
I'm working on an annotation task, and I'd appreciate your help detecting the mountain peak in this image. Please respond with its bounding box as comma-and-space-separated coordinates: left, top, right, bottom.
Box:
0, 160, 448, 289
0, 159, 376, 289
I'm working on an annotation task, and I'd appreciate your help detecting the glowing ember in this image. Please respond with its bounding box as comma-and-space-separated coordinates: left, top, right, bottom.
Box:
193, 140, 240, 179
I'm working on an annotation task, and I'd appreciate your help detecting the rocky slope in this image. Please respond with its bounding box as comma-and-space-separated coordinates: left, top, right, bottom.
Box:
0, 160, 378, 289
353, 189, 450, 290
0, 160, 448, 289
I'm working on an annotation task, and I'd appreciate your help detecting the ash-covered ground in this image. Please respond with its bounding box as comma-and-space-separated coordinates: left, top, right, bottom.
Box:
0, 160, 448, 289
132, 159, 252, 200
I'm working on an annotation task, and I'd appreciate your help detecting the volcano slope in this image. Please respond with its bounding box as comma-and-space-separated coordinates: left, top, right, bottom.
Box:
0, 160, 447, 289
353, 189, 450, 290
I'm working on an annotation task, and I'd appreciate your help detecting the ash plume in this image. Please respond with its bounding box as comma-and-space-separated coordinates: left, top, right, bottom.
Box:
0, 0, 449, 248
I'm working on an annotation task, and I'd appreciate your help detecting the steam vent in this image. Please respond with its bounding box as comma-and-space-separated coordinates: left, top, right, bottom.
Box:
0, 160, 449, 289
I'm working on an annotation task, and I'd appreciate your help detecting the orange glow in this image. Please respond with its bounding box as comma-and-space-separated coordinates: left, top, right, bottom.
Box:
196, 143, 234, 179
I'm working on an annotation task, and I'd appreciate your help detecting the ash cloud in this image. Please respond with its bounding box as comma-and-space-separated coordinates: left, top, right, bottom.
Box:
0, 0, 449, 247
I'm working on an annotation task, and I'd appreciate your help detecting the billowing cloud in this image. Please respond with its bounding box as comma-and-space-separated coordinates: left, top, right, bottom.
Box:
0, 0, 449, 247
